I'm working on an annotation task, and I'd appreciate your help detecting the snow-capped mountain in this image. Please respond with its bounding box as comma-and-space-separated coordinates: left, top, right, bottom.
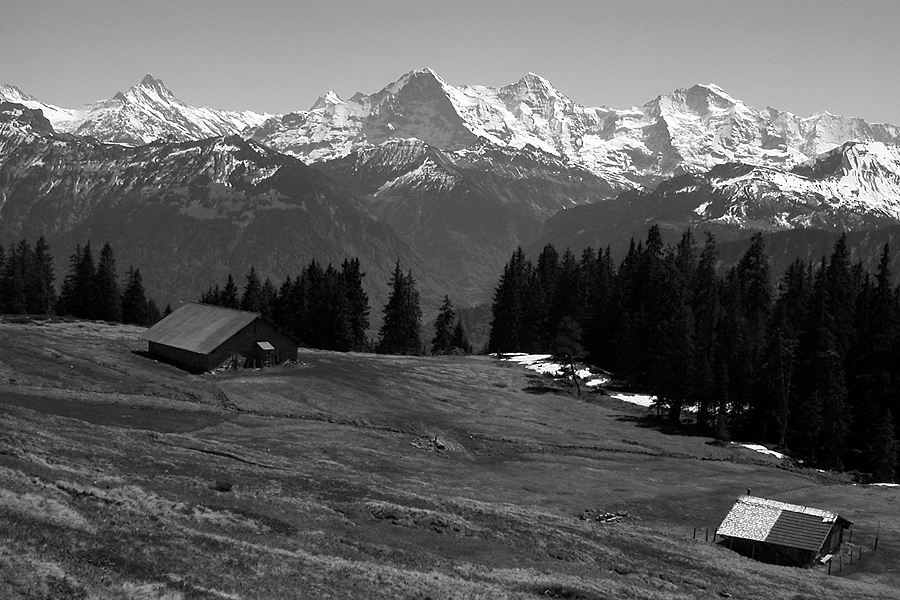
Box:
0, 102, 434, 311
530, 141, 900, 261
0, 75, 269, 145
249, 69, 900, 195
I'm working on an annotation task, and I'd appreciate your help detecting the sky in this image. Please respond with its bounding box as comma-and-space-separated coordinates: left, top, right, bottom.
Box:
2, 0, 899, 124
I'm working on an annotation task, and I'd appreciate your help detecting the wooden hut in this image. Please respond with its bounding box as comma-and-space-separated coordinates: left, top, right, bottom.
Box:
716, 495, 851, 567
143, 303, 299, 372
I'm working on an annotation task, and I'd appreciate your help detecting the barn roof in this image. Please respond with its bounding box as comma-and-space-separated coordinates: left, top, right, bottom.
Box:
143, 303, 261, 355
717, 495, 850, 552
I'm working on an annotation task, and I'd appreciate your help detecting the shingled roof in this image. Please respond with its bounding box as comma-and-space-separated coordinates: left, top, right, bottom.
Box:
143, 303, 261, 355
717, 495, 850, 552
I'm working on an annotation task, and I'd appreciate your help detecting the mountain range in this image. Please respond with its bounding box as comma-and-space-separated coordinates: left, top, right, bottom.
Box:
2, 69, 900, 317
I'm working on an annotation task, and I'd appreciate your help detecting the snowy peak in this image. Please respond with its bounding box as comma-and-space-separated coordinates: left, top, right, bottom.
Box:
309, 90, 343, 110
0, 84, 36, 104
0, 74, 268, 145
248, 70, 900, 199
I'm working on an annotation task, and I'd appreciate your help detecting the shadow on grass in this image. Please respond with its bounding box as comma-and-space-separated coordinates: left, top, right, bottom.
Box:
615, 414, 713, 439
131, 349, 206, 374
523, 385, 568, 395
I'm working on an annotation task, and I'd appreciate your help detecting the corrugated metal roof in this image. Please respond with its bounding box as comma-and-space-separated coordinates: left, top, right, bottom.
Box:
717, 495, 847, 552
143, 303, 260, 355
765, 511, 833, 551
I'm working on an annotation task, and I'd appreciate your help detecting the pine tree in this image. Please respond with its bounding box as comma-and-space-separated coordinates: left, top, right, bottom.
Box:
200, 284, 222, 305
1, 240, 29, 314
74, 242, 96, 318
488, 248, 530, 353
240, 267, 263, 312
29, 236, 56, 314
260, 277, 277, 320
377, 262, 423, 355
432, 295, 456, 355
221, 275, 240, 308
121, 267, 150, 326
146, 298, 162, 325
450, 319, 472, 354
341, 258, 370, 351
93, 242, 121, 321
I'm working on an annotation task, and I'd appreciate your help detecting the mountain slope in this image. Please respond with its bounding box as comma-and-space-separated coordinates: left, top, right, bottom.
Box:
0, 102, 435, 313
249, 69, 900, 193
0, 75, 269, 145
530, 141, 900, 260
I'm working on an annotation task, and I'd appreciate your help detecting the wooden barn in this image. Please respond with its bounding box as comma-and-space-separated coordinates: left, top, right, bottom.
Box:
143, 303, 299, 372
716, 495, 851, 567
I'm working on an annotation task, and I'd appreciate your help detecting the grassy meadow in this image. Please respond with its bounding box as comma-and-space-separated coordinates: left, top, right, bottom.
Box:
0, 316, 897, 599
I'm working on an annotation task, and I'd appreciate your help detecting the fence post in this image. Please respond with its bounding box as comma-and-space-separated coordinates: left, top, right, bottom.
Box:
706, 528, 709, 542
875, 522, 880, 552
828, 559, 832, 575
693, 527, 697, 540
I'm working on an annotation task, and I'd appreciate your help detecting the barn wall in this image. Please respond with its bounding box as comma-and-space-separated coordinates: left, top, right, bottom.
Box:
148, 341, 210, 372
822, 523, 844, 555
207, 320, 298, 369
724, 538, 814, 567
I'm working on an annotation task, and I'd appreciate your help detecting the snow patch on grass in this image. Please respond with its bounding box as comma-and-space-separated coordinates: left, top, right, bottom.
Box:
734, 443, 788, 460
607, 392, 656, 407
496, 353, 611, 387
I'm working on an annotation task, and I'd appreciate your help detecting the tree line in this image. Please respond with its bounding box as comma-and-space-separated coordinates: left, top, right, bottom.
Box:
0, 237, 163, 326
488, 226, 899, 482
201, 260, 471, 356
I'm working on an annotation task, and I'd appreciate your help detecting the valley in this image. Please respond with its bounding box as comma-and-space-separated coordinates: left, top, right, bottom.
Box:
0, 317, 897, 599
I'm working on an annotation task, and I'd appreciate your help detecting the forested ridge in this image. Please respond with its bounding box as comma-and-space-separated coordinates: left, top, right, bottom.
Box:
200, 259, 470, 356
489, 225, 899, 481
0, 237, 163, 325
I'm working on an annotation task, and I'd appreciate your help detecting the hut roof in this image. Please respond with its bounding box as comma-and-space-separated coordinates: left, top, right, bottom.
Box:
717, 495, 850, 552
143, 303, 260, 355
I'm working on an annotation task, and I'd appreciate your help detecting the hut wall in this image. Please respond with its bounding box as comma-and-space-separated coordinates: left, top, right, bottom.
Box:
207, 320, 298, 369
723, 538, 814, 567
822, 523, 844, 555
148, 341, 210, 372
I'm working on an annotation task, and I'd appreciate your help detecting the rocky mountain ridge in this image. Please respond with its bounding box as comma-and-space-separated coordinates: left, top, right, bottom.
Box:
248, 68, 900, 195
0, 102, 434, 312
3, 70, 900, 311
0, 75, 268, 146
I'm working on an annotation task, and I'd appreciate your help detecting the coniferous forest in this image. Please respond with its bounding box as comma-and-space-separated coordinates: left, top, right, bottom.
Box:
201, 259, 473, 358
488, 225, 899, 482
0, 237, 163, 326
200, 258, 372, 353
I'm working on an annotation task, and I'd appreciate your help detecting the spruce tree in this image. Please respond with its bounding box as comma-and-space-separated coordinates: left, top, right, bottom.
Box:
488, 248, 529, 353
240, 267, 263, 312
221, 275, 240, 308
341, 258, 370, 351
377, 262, 423, 355
29, 236, 56, 314
121, 267, 150, 326
450, 319, 472, 354
74, 242, 96, 319
93, 242, 121, 322
1, 240, 29, 314
432, 295, 456, 355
